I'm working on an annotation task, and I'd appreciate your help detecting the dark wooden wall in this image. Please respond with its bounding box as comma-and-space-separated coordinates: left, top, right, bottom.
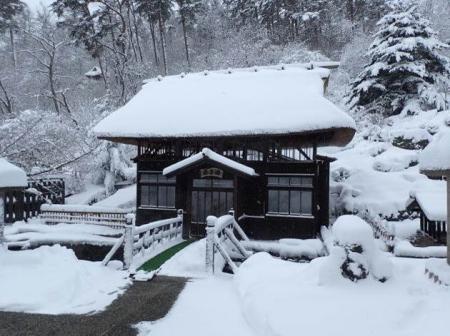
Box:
135, 156, 331, 240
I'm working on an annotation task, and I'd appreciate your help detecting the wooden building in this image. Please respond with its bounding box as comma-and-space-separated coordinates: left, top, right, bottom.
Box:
94, 63, 356, 240
419, 129, 450, 263
407, 186, 447, 243
0, 158, 27, 243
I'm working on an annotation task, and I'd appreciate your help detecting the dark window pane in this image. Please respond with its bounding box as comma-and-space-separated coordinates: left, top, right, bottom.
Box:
159, 175, 176, 184
159, 186, 168, 206
198, 191, 205, 223
279, 190, 289, 213
302, 177, 313, 187
212, 191, 220, 215
290, 190, 301, 214
226, 192, 234, 212
141, 185, 150, 206
192, 191, 198, 223
193, 179, 211, 188
212, 179, 234, 189
167, 186, 175, 208
140, 173, 158, 183
149, 185, 158, 207
290, 177, 302, 186
268, 177, 278, 186
301, 191, 313, 214
268, 190, 279, 213
279, 177, 290, 186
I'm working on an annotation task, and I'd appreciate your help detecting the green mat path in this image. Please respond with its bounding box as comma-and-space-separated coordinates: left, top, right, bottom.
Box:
138, 240, 195, 272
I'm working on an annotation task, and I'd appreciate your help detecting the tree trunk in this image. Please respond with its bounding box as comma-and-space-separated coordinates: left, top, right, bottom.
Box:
158, 13, 168, 76
180, 11, 191, 71
9, 27, 16, 71
48, 54, 60, 114
148, 17, 159, 66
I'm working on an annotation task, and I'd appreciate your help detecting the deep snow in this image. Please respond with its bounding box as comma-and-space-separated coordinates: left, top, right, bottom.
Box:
138, 240, 450, 336
0, 245, 130, 315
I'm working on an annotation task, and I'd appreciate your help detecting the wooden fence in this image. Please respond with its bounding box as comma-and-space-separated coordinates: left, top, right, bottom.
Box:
40, 204, 129, 229
3, 178, 65, 223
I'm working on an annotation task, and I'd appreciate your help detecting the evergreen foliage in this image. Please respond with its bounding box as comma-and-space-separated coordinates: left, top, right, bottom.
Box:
347, 6, 450, 116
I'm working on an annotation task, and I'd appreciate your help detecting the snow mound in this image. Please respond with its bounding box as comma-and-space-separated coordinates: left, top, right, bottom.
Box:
0, 245, 131, 314
321, 215, 393, 283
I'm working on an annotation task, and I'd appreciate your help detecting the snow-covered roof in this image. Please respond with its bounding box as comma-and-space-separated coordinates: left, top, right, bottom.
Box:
413, 186, 447, 222
163, 148, 258, 177
0, 158, 27, 189
420, 129, 450, 175
94, 63, 356, 146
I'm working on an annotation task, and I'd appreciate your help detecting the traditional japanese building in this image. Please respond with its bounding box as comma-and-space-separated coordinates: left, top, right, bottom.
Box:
94, 63, 356, 240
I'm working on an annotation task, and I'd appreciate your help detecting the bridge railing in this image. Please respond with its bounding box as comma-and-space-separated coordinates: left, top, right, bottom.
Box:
104, 209, 184, 270
205, 210, 251, 274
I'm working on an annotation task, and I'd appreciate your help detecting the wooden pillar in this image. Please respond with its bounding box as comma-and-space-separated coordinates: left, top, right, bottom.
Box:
0, 191, 5, 249
205, 216, 216, 274
447, 176, 450, 265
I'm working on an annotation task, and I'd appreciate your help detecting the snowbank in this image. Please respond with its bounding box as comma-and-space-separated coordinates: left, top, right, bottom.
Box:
0, 158, 27, 189
95, 184, 136, 209
394, 240, 447, 258
242, 239, 325, 259
0, 245, 131, 314
233, 253, 450, 336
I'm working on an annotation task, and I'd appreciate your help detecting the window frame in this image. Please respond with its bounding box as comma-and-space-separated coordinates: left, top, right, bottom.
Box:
266, 173, 314, 217
139, 171, 176, 209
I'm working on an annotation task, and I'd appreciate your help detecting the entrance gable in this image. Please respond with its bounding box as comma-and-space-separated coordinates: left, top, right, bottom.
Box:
162, 148, 259, 178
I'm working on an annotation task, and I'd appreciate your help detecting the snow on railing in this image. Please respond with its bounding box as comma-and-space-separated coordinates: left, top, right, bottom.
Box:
40, 204, 129, 229
103, 210, 184, 270
205, 210, 252, 274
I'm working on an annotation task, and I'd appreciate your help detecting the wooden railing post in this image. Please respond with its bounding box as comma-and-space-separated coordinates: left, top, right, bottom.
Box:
205, 216, 217, 274
0, 192, 5, 250
123, 214, 135, 270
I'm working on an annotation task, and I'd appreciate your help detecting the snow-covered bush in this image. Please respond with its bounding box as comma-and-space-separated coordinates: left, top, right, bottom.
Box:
321, 215, 393, 283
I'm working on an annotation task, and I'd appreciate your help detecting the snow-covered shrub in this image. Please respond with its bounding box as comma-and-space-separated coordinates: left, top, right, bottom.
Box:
391, 129, 432, 150
321, 215, 393, 283
331, 166, 351, 182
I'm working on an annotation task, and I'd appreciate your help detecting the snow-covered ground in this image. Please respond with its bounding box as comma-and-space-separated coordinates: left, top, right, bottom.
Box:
138, 240, 450, 336
326, 109, 449, 224
0, 245, 130, 315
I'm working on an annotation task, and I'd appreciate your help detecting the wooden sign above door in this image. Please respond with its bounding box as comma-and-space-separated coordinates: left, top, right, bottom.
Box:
200, 168, 224, 179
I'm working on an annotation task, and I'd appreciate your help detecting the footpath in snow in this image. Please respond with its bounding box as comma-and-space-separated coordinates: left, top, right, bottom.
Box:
138, 239, 450, 336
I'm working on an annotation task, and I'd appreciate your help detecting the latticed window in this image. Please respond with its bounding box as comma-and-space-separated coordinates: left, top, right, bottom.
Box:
267, 175, 313, 216
139, 172, 176, 208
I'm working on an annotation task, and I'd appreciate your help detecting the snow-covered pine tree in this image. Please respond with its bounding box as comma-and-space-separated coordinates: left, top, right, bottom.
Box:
347, 6, 450, 116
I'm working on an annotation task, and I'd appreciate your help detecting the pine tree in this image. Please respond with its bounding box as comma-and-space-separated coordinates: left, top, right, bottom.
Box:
347, 6, 450, 116
176, 0, 204, 70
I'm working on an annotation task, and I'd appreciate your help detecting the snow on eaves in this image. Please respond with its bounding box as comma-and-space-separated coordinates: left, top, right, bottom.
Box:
0, 158, 27, 189
420, 128, 450, 173
93, 63, 355, 141
163, 148, 258, 177
420, 127, 450, 171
